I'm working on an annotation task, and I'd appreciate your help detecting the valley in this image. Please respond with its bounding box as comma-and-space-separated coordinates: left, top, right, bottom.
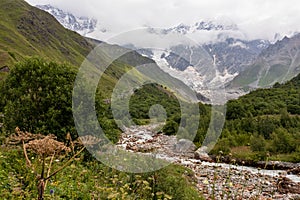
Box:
117, 123, 300, 199
0, 0, 300, 199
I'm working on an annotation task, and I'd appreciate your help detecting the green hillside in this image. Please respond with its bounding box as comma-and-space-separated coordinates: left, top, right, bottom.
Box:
227, 73, 300, 118
213, 74, 300, 162
0, 0, 170, 140
0, 0, 93, 71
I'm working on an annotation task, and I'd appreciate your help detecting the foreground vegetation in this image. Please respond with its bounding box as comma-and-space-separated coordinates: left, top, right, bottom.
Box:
0, 143, 202, 199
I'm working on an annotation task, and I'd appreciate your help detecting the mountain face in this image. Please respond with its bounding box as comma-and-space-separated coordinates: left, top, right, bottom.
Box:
203, 38, 270, 74
141, 38, 269, 73
145, 22, 270, 75
36, 4, 300, 101
134, 38, 269, 100
228, 33, 300, 90
0, 0, 94, 72
36, 5, 98, 36
128, 23, 268, 100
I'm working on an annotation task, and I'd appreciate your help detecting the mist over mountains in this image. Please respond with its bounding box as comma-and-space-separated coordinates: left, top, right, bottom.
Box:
37, 4, 300, 100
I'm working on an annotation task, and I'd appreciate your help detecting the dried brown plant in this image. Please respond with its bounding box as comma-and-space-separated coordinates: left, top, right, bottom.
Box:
77, 135, 102, 147
7, 127, 85, 200
25, 135, 70, 156
8, 127, 45, 145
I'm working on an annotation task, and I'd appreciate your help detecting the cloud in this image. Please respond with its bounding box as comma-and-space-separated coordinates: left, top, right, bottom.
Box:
25, 0, 300, 41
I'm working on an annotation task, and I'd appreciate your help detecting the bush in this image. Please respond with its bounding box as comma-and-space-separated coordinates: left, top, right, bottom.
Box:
270, 128, 296, 153
211, 138, 231, 155
1, 58, 77, 140
250, 134, 266, 152
163, 120, 178, 135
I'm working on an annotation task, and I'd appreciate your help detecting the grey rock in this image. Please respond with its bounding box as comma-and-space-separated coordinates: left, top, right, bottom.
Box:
194, 146, 213, 162
277, 177, 300, 194
173, 139, 196, 153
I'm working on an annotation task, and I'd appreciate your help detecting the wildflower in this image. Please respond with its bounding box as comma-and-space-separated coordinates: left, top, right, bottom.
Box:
50, 189, 54, 195
203, 179, 209, 185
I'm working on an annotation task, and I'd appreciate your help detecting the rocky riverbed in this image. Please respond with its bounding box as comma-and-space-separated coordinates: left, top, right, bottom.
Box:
116, 124, 300, 199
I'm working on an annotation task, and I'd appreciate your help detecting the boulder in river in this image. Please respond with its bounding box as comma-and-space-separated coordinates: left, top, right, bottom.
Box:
173, 139, 196, 153
277, 177, 300, 194
194, 146, 213, 162
287, 167, 300, 176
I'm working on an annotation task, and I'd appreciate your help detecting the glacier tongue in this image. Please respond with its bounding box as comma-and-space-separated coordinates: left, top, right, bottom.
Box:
148, 49, 239, 103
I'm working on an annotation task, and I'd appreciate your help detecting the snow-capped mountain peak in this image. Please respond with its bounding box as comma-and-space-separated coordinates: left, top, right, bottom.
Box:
194, 20, 238, 31
36, 4, 99, 36
163, 20, 238, 35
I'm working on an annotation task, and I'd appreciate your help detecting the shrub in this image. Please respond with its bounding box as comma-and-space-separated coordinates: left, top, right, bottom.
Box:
2, 58, 77, 140
250, 134, 266, 152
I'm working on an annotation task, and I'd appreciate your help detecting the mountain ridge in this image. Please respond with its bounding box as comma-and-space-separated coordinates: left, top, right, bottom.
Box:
28, 3, 300, 101
36, 4, 98, 36
228, 33, 300, 90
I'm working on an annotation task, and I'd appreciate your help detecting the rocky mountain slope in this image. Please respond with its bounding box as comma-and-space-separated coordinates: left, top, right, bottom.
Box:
35, 4, 300, 101
229, 33, 300, 90
127, 23, 271, 100
36, 5, 98, 36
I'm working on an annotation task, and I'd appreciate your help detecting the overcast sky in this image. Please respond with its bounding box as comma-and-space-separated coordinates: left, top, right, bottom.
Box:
25, 0, 300, 41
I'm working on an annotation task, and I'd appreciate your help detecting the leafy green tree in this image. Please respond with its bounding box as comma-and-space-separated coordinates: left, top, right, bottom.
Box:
280, 108, 292, 128
226, 101, 246, 120
2, 58, 77, 140
250, 134, 266, 152
257, 116, 277, 139
270, 128, 296, 153
163, 120, 178, 135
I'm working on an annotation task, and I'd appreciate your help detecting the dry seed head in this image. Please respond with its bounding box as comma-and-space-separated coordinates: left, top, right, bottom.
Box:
78, 135, 101, 146
8, 127, 45, 144
25, 135, 70, 156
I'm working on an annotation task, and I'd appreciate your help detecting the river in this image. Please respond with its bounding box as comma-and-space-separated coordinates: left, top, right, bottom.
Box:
117, 124, 300, 199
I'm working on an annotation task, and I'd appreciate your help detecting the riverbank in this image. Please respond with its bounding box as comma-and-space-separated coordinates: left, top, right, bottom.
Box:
210, 154, 300, 174
117, 124, 300, 199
